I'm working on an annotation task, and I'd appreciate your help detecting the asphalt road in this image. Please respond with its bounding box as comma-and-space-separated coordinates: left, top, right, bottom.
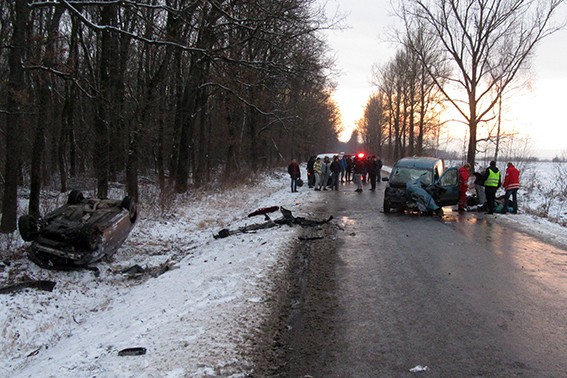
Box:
275, 181, 567, 377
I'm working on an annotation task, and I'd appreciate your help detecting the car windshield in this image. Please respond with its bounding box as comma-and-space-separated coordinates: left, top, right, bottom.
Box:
390, 168, 433, 186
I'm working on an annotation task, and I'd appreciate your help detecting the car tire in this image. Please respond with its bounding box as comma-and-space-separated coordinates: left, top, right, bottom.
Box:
383, 198, 391, 214
67, 190, 84, 205
18, 215, 38, 242
121, 196, 138, 223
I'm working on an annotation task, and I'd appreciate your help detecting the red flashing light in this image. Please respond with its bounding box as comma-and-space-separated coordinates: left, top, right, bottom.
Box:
357, 153, 365, 159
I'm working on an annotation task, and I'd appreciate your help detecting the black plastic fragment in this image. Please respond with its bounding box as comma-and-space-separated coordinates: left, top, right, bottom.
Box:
118, 347, 147, 356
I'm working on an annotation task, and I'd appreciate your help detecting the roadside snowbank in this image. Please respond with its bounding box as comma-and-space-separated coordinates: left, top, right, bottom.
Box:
1, 168, 323, 377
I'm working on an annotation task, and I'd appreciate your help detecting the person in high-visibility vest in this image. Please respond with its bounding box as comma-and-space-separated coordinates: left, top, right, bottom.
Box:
483, 161, 501, 214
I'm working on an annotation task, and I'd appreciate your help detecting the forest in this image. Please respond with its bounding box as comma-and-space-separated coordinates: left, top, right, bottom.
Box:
0, 0, 342, 233
2, 0, 563, 234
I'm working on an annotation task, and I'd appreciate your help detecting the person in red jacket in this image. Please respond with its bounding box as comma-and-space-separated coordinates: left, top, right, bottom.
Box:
287, 159, 301, 193
503, 162, 520, 214
458, 163, 471, 212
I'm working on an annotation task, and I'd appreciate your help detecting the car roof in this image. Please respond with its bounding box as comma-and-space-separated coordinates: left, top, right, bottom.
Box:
316, 152, 342, 159
393, 156, 442, 169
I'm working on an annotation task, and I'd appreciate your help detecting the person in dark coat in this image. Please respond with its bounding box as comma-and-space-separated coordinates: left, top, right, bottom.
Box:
353, 157, 365, 192
330, 156, 341, 191
345, 156, 353, 182
287, 159, 301, 193
376, 156, 383, 183
473, 167, 486, 211
367, 156, 380, 191
339, 155, 348, 183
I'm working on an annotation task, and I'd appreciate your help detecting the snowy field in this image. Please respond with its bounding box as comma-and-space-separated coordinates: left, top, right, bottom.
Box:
1, 161, 566, 377
446, 160, 567, 224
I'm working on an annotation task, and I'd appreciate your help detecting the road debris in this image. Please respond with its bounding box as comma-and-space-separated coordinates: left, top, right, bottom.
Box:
215, 207, 332, 239
409, 365, 430, 372
0, 280, 56, 294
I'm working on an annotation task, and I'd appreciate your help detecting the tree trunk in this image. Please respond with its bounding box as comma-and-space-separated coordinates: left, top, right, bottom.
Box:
248, 106, 258, 172
58, 84, 70, 193
494, 95, 502, 162
175, 82, 194, 193
94, 4, 116, 198
29, 6, 65, 219
175, 58, 209, 192
224, 95, 238, 182
157, 116, 165, 189
467, 95, 478, 166
1, 1, 30, 233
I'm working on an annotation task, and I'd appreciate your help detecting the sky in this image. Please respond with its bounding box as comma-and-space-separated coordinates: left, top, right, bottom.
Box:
2, 163, 567, 377
323, 0, 567, 159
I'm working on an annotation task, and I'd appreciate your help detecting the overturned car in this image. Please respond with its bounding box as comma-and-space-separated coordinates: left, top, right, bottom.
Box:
18, 190, 138, 269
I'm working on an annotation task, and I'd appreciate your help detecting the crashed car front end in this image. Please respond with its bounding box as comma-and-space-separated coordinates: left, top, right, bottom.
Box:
384, 186, 410, 209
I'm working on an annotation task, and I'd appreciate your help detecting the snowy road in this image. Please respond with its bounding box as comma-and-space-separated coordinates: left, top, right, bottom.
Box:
276, 182, 567, 377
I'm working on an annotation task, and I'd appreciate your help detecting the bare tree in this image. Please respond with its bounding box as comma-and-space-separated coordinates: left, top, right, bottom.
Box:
374, 43, 446, 161
359, 93, 385, 156
396, 0, 565, 166
1, 1, 30, 233
0, 0, 341, 237
28, 5, 66, 219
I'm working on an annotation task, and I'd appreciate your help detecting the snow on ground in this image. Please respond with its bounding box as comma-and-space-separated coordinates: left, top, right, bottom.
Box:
0, 167, 323, 377
1, 163, 566, 377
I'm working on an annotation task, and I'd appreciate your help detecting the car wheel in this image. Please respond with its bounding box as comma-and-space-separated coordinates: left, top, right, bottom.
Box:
67, 190, 84, 205
383, 198, 391, 214
121, 196, 138, 223
18, 215, 38, 242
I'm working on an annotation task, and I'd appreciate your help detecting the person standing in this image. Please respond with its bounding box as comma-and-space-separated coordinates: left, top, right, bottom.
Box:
330, 156, 341, 190
473, 167, 487, 211
288, 159, 301, 193
503, 162, 520, 214
346, 156, 353, 182
353, 156, 365, 192
307, 156, 315, 188
367, 156, 379, 191
321, 156, 331, 191
458, 163, 471, 212
483, 161, 501, 214
313, 157, 323, 191
376, 156, 383, 183
339, 155, 348, 183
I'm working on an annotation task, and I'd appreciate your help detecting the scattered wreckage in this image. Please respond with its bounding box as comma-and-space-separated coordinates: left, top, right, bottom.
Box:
214, 206, 333, 239
18, 190, 138, 270
0, 280, 56, 294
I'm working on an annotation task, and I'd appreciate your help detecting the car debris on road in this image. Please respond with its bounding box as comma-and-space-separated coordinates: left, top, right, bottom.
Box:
215, 207, 333, 239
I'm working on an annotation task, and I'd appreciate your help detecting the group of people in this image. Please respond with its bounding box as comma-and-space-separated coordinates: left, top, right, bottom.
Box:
288, 154, 383, 193
458, 160, 521, 214
291, 155, 522, 215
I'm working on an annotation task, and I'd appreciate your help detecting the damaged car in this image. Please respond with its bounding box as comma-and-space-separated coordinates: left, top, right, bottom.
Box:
383, 157, 460, 214
18, 190, 138, 269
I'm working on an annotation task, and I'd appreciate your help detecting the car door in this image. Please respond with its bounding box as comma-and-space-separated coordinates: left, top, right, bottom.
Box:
436, 167, 460, 206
